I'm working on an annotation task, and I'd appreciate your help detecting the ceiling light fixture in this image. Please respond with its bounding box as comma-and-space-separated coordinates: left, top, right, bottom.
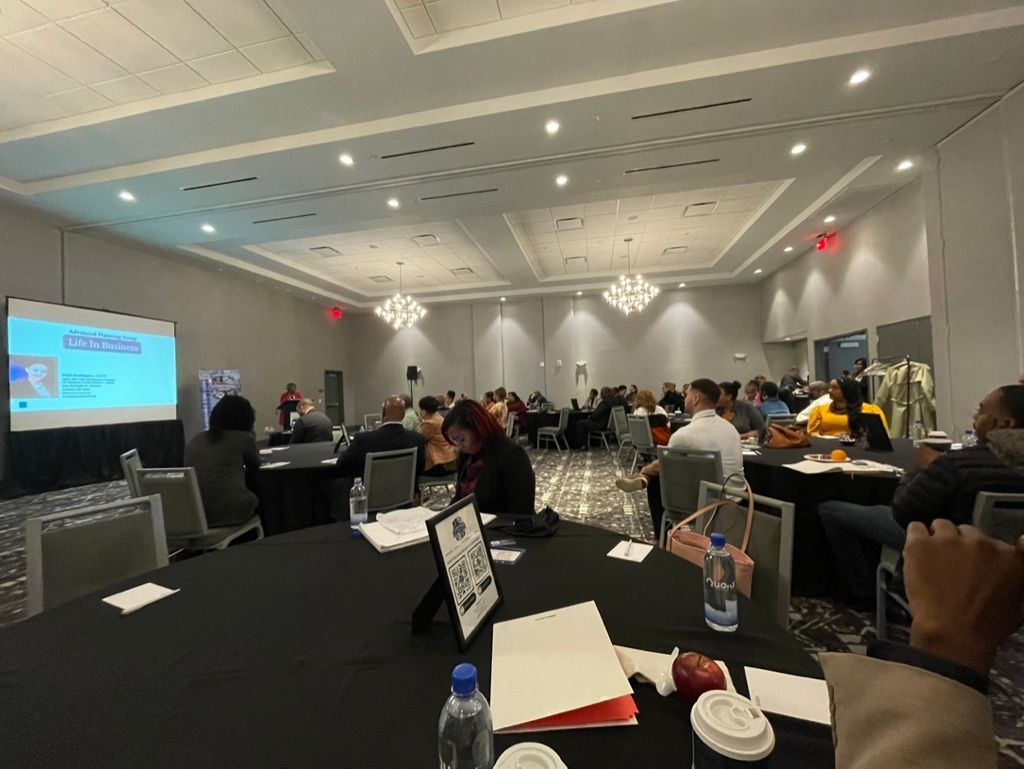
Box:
374, 262, 426, 330
849, 68, 871, 85
201, 223, 216, 234
387, 198, 400, 209
118, 190, 136, 202
784, 246, 794, 253
604, 237, 659, 316
824, 215, 836, 224
500, 297, 507, 302
897, 159, 914, 171
678, 282, 686, 288
753, 269, 764, 275
790, 143, 807, 156
576, 291, 583, 296
338, 153, 354, 167
545, 119, 560, 135
555, 174, 568, 187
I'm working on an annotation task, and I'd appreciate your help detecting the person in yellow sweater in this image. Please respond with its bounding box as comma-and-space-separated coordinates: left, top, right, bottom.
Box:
808, 377, 889, 437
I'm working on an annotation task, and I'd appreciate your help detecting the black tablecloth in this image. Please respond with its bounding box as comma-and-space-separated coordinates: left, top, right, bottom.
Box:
266, 430, 292, 447
0, 522, 833, 769
743, 438, 917, 596
257, 441, 343, 535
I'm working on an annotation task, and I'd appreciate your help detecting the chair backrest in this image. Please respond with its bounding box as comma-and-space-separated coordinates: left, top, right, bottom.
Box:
973, 492, 1024, 544
332, 426, 343, 443
505, 415, 516, 437
658, 447, 723, 516
627, 415, 654, 451
555, 407, 570, 432
24, 495, 168, 616
119, 448, 143, 497
611, 406, 629, 439
765, 414, 797, 427
136, 467, 209, 539
363, 447, 418, 513
697, 481, 795, 628
363, 412, 379, 430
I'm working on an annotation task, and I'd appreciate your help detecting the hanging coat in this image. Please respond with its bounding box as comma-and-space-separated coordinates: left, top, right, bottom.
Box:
874, 362, 936, 437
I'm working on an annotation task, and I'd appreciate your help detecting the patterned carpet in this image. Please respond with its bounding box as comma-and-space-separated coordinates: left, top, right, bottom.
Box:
1, 445, 1020, 764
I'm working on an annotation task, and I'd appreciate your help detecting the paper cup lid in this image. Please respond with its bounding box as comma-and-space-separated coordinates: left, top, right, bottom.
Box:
690, 690, 775, 761
495, 742, 568, 769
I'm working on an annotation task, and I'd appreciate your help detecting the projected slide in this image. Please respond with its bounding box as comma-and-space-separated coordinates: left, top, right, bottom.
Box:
7, 298, 177, 431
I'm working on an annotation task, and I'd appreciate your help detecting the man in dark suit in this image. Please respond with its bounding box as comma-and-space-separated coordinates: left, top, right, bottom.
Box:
331, 395, 426, 517
289, 399, 334, 444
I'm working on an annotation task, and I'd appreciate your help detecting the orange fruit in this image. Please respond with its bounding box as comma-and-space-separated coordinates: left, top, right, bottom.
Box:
830, 449, 848, 462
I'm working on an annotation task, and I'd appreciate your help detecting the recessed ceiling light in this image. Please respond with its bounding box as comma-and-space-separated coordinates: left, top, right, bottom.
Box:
897, 159, 914, 171
201, 223, 216, 234
790, 143, 807, 156
555, 174, 568, 187
338, 152, 354, 167
783, 246, 794, 253
849, 68, 871, 85
678, 282, 686, 288
118, 190, 135, 202
500, 296, 506, 302
785, 337, 792, 341
824, 215, 836, 224
545, 119, 560, 135
575, 290, 583, 296
754, 269, 763, 275
387, 198, 400, 209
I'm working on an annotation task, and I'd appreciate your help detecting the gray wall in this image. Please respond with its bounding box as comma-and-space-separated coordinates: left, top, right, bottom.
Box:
926, 85, 1024, 435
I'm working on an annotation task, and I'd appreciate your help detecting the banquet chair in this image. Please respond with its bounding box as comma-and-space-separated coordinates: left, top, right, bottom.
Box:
875, 491, 1024, 641
696, 481, 795, 628
364, 447, 418, 514
362, 413, 379, 430
24, 495, 168, 616
136, 468, 263, 551
537, 408, 570, 451
586, 410, 616, 453
765, 414, 797, 427
657, 447, 723, 548
611, 406, 632, 462
505, 415, 517, 439
626, 415, 657, 474
419, 473, 457, 505
119, 448, 143, 497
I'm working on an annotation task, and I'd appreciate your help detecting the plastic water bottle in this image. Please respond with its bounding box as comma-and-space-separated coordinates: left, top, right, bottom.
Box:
349, 477, 368, 536
438, 663, 494, 769
962, 430, 979, 448
912, 421, 927, 445
703, 533, 738, 633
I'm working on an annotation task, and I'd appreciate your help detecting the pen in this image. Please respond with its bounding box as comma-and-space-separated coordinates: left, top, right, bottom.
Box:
625, 539, 632, 557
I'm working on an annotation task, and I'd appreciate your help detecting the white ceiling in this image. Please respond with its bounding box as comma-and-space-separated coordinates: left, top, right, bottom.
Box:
2, 0, 1024, 310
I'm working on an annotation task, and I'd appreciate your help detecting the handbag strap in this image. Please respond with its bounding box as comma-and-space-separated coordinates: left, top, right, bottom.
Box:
668, 474, 756, 552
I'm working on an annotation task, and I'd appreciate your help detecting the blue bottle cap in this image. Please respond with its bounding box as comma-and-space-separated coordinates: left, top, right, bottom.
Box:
451, 663, 477, 696
710, 532, 726, 549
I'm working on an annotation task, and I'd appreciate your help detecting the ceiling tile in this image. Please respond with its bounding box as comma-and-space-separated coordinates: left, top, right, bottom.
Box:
9, 22, 128, 85
401, 5, 434, 38
0, 37, 80, 95
0, 95, 66, 128
112, 0, 232, 61
498, 0, 568, 19
241, 36, 310, 72
61, 8, 179, 74
583, 200, 617, 216
91, 76, 158, 103
137, 63, 207, 94
264, 0, 303, 32
294, 31, 324, 60
0, 0, 48, 34
48, 86, 112, 113
22, 0, 104, 20
425, 0, 500, 33
395, 0, 424, 7
188, 50, 258, 83
185, 0, 289, 48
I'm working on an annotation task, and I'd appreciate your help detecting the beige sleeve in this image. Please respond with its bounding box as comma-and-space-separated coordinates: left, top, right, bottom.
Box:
819, 652, 998, 769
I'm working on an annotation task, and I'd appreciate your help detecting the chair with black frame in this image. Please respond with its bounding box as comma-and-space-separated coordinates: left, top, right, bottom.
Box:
537, 407, 570, 451
765, 414, 797, 427
364, 447, 419, 515
625, 414, 657, 475
611, 406, 631, 463
136, 467, 264, 551
362, 413, 380, 430
656, 447, 722, 548
876, 491, 1024, 641
696, 480, 796, 627
119, 448, 143, 497
587, 410, 616, 453
571, 398, 581, 411
24, 495, 169, 616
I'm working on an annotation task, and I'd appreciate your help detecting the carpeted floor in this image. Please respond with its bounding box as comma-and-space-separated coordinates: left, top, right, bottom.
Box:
1, 445, 1020, 764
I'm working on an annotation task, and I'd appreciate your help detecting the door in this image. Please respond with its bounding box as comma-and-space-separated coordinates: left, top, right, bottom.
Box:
324, 370, 344, 425
814, 331, 868, 382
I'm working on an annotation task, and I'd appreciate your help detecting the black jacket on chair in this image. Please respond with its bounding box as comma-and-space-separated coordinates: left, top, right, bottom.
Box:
453, 435, 535, 517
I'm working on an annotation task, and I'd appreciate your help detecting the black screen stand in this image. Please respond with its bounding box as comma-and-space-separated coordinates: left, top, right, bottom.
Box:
411, 578, 445, 633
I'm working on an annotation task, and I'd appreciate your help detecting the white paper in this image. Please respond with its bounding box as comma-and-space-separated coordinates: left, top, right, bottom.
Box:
259, 447, 288, 455
490, 601, 634, 732
360, 513, 496, 553
491, 548, 524, 564
376, 506, 437, 536
783, 460, 897, 476
261, 461, 290, 469
606, 540, 653, 563
102, 582, 179, 615
744, 667, 831, 725
742, 449, 761, 456
321, 458, 337, 464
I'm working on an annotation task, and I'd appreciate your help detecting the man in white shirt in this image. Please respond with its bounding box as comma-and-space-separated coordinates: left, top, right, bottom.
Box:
796, 380, 830, 424
616, 378, 744, 536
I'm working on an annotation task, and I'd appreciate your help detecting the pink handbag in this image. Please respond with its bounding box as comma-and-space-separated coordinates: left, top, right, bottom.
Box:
665, 477, 756, 598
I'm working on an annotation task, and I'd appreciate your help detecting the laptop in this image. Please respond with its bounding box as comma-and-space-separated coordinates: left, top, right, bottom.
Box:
859, 412, 894, 452
334, 424, 351, 453
571, 398, 580, 411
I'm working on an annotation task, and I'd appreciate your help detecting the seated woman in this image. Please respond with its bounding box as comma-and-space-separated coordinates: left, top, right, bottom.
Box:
418, 395, 457, 476
718, 380, 765, 440
582, 387, 599, 410
808, 378, 890, 437
506, 390, 529, 428
443, 400, 536, 517
631, 389, 667, 417
183, 394, 261, 527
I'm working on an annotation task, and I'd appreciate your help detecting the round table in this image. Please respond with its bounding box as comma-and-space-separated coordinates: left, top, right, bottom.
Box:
257, 441, 344, 535
0, 522, 833, 768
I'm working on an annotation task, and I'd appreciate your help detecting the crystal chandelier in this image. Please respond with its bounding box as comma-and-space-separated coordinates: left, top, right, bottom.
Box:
375, 262, 427, 329
604, 237, 659, 315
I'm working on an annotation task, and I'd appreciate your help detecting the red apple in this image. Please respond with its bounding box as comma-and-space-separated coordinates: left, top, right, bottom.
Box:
671, 652, 726, 704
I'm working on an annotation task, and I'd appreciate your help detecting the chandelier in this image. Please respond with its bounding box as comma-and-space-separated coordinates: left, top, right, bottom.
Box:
375, 262, 427, 329
604, 237, 659, 315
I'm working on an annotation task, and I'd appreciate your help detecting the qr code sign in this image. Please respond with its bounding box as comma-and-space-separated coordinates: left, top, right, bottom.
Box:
469, 543, 489, 580
449, 557, 473, 602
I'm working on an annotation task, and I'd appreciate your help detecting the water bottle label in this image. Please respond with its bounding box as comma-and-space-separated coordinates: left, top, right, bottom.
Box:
705, 577, 735, 592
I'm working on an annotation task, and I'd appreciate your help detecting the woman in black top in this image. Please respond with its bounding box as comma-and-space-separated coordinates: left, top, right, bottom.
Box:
717, 380, 765, 440
442, 400, 536, 517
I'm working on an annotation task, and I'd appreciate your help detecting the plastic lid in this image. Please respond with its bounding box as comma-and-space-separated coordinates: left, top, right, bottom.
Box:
710, 532, 726, 549
451, 663, 477, 697
690, 690, 775, 762
494, 742, 567, 769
